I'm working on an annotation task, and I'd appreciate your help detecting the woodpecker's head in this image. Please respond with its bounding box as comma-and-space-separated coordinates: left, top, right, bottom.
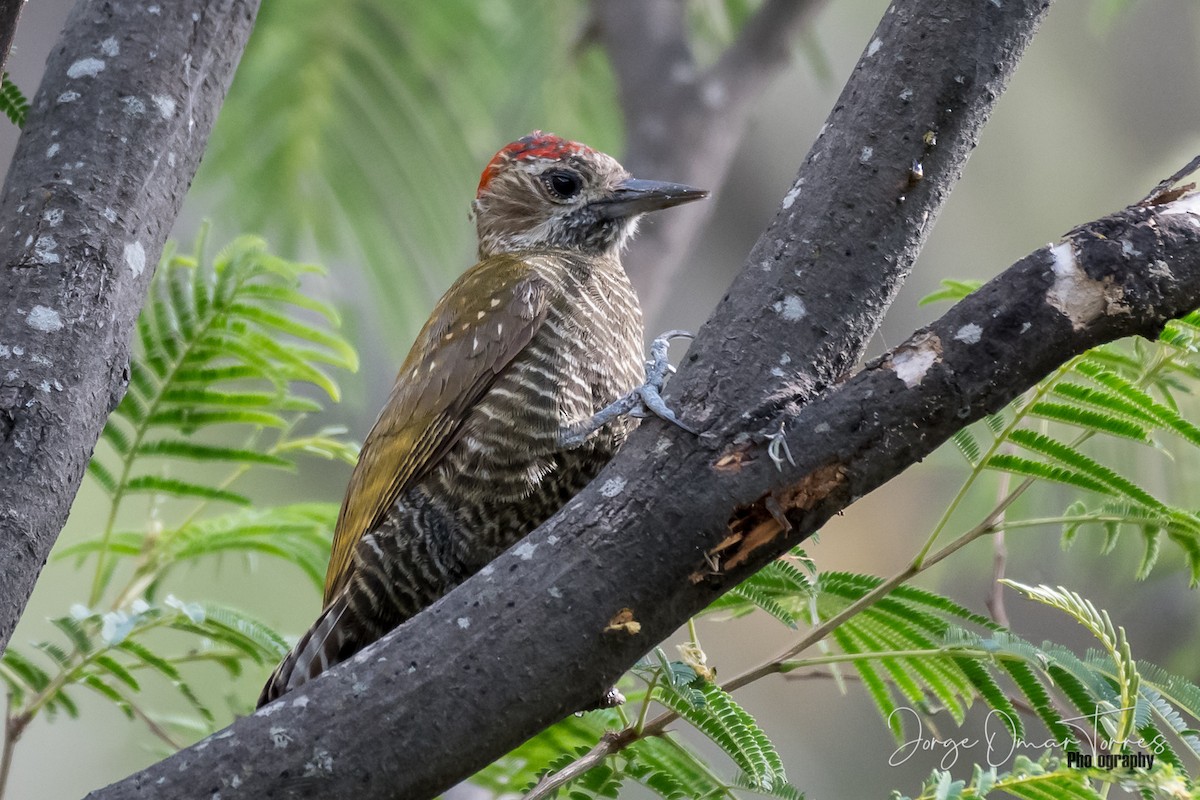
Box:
472, 131, 707, 260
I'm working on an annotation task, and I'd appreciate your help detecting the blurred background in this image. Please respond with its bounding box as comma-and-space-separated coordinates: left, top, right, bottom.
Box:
2, 1, 1199, 797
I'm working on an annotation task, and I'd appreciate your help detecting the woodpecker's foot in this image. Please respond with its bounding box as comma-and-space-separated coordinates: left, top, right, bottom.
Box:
559, 330, 696, 448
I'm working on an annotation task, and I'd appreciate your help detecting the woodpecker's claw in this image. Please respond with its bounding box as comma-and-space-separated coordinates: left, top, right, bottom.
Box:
559, 330, 696, 448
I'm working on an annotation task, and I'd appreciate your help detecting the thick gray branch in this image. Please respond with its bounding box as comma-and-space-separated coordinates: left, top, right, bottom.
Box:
86, 2, 1058, 798
0, 0, 259, 650
597, 0, 828, 320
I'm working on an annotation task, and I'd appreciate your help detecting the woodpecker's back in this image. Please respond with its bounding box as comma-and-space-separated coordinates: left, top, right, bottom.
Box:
259, 132, 705, 705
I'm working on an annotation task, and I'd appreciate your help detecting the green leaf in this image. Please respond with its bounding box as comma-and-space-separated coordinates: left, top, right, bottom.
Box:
124, 475, 251, 506
654, 681, 788, 793
1026, 401, 1151, 442
949, 428, 981, 466
0, 73, 29, 127
919, 279, 982, 306
134, 439, 292, 468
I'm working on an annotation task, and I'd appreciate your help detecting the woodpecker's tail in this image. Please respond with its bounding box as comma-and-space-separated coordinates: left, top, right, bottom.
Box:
258, 594, 352, 707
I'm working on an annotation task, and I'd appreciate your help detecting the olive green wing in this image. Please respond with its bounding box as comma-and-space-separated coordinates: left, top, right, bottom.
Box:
324, 255, 551, 602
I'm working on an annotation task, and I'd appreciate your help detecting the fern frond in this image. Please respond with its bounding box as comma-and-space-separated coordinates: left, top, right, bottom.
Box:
654, 681, 789, 793
0, 73, 29, 127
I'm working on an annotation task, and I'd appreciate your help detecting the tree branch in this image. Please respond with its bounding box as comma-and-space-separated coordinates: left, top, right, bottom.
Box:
0, 0, 260, 651
85, 2, 1065, 798
88, 181, 1200, 800
594, 0, 828, 322
0, 0, 23, 79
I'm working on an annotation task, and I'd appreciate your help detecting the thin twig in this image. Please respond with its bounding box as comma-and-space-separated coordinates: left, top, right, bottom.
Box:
522, 729, 636, 800
987, 449, 1014, 627
1141, 153, 1200, 204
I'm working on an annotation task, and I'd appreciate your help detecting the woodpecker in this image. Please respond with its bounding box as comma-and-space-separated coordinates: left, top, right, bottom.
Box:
258, 131, 706, 706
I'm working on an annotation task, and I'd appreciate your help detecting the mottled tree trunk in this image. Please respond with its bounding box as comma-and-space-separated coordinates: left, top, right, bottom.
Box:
0, 0, 260, 651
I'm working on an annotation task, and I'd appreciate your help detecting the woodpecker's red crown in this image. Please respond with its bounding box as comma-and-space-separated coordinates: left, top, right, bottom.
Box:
476, 131, 596, 198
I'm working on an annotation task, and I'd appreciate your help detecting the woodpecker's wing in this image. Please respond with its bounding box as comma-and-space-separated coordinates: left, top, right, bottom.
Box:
324, 254, 552, 602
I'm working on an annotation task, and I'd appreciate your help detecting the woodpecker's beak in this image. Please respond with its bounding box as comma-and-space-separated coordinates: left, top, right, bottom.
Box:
595, 178, 709, 219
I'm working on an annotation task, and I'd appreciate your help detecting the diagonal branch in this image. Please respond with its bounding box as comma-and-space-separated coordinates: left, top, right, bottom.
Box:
0, 0, 260, 652
86, 2, 1061, 798
87, 176, 1200, 800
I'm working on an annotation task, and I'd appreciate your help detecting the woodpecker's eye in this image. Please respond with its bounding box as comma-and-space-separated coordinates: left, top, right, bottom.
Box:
544, 169, 583, 200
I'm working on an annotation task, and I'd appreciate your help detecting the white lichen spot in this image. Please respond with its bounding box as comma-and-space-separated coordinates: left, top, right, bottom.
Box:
102, 207, 118, 223
479, 563, 495, 576
779, 352, 791, 365
167, 151, 177, 168
1149, 259, 1173, 279
899, 87, 914, 101
122, 96, 146, 116
151, 94, 176, 119
0, 345, 9, 358
269, 726, 292, 748
953, 323, 983, 344
1046, 241, 1122, 330
33, 236, 60, 264
1020, 322, 1031, 333
1120, 239, 1143, 258
773, 294, 807, 321
781, 179, 803, 210
46, 143, 60, 158
43, 209, 64, 227
456, 617, 471, 629
124, 241, 147, 276
548, 586, 562, 599
5, 370, 18, 381
303, 748, 334, 778
860, 146, 874, 164
513, 541, 537, 560
814, 421, 831, 434
27, 305, 63, 332
67, 57, 106, 78
31, 353, 52, 366
100, 37, 120, 57
292, 696, 309, 709
11, 345, 23, 356
38, 381, 51, 393
890, 333, 942, 388
600, 476, 627, 497
147, 4, 161, 13
56, 91, 80, 104
770, 367, 785, 377
867, 37, 883, 57
989, 0, 1002, 7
